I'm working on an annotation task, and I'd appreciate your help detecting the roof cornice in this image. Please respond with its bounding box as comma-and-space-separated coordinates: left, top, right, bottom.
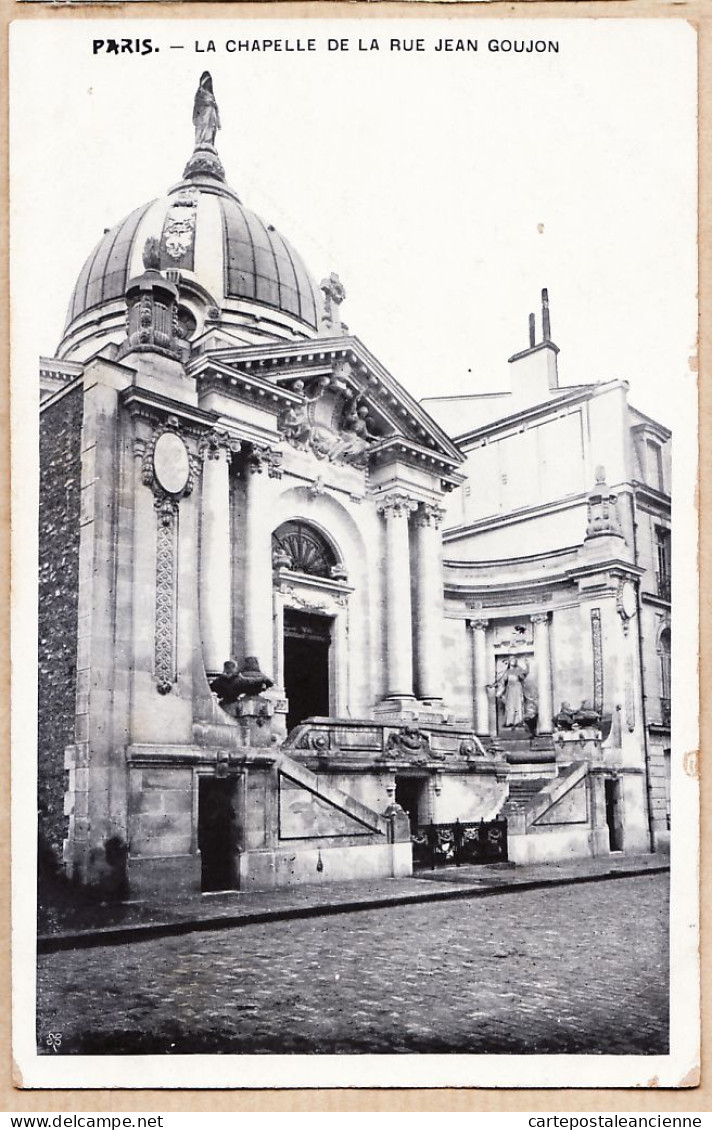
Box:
188, 356, 302, 410
454, 379, 628, 448
190, 334, 465, 465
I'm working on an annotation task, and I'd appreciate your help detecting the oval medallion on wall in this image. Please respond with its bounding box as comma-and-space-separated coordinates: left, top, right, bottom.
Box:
153, 431, 191, 496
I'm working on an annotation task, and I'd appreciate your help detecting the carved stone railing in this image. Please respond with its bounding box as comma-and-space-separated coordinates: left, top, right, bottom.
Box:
553, 729, 606, 764
283, 716, 508, 775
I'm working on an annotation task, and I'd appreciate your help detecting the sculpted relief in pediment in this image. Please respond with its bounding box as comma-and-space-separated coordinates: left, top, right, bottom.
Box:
278, 369, 385, 468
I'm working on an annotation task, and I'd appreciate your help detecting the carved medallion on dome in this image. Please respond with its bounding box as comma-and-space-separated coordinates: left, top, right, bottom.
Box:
163, 188, 200, 262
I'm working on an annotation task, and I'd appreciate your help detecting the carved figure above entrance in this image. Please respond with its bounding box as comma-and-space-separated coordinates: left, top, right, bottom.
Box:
277, 374, 382, 467
385, 725, 431, 762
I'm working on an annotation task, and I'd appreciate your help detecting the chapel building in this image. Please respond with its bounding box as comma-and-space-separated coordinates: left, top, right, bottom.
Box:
37, 78, 671, 898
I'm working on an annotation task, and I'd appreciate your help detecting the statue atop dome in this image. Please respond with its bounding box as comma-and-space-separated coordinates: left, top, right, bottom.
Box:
184, 73, 226, 182
193, 72, 221, 149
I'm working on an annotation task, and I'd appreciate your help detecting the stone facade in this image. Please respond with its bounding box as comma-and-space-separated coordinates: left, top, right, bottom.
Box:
36, 81, 671, 899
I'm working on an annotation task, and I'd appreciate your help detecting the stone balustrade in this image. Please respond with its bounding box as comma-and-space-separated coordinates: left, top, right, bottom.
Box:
283, 715, 507, 774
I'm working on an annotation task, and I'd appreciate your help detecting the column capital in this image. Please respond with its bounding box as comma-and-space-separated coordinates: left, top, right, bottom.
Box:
530, 611, 550, 625
414, 502, 446, 529
199, 428, 242, 463
246, 445, 283, 479
471, 617, 490, 631
376, 491, 419, 520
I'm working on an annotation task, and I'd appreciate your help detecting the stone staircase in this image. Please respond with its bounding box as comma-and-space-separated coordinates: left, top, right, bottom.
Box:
501, 777, 552, 815
276, 751, 393, 839
501, 762, 589, 827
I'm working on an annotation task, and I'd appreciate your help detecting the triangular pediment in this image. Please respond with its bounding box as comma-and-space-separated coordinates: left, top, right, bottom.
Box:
189, 335, 465, 474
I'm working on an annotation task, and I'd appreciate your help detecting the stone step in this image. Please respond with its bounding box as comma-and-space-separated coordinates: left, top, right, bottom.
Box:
501, 777, 551, 812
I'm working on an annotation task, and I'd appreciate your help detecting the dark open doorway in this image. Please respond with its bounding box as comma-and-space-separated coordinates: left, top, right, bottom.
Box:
284, 609, 332, 733
605, 778, 623, 852
395, 776, 427, 836
198, 777, 239, 893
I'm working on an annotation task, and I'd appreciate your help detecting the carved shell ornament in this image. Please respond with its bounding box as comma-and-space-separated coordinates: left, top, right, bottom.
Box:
386, 725, 430, 754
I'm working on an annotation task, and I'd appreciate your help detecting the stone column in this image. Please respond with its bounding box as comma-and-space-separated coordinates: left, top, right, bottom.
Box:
243, 447, 281, 676
377, 492, 418, 700
272, 587, 286, 690
199, 432, 236, 676
531, 612, 553, 733
413, 503, 446, 703
471, 618, 490, 735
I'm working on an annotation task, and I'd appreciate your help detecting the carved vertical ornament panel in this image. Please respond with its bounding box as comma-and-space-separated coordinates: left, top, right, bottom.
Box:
154, 499, 178, 694
141, 415, 195, 694
590, 608, 603, 715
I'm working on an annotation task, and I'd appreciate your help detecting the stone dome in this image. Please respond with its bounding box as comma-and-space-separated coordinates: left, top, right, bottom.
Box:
58, 166, 322, 362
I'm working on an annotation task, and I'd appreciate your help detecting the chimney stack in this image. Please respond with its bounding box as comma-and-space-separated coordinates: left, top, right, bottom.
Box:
507, 287, 560, 405
542, 288, 551, 342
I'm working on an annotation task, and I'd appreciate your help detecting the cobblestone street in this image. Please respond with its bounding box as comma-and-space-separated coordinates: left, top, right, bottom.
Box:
36, 873, 668, 1056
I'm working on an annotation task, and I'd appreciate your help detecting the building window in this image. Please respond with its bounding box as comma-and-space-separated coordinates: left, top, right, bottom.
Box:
655, 527, 671, 601
272, 521, 338, 578
659, 627, 671, 727
646, 439, 665, 492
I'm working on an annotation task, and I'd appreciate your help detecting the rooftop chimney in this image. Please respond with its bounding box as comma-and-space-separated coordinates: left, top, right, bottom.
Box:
508, 288, 560, 405
542, 287, 552, 341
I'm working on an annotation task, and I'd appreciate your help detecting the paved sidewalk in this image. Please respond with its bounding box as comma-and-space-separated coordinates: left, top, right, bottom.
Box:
38, 852, 668, 953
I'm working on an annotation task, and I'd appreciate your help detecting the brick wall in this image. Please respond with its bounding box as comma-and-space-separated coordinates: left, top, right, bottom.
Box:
38, 384, 83, 867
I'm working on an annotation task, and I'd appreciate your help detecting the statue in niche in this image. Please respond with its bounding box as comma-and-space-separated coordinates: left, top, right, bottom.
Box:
491, 656, 530, 729
193, 72, 221, 148
210, 657, 273, 705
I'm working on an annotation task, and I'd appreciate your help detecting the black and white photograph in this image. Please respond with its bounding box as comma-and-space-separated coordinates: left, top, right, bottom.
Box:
10, 16, 698, 1089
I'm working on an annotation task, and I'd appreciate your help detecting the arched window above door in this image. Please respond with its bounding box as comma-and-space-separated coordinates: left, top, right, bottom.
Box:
272, 521, 342, 579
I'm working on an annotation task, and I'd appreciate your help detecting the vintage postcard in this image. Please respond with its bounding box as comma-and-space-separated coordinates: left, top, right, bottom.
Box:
10, 16, 699, 1089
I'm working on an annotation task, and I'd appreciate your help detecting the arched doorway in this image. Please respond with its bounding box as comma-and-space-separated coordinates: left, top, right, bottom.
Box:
272, 521, 344, 731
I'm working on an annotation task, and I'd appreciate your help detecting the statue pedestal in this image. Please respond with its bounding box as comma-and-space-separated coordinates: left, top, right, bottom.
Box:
183, 144, 226, 183
373, 696, 419, 722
